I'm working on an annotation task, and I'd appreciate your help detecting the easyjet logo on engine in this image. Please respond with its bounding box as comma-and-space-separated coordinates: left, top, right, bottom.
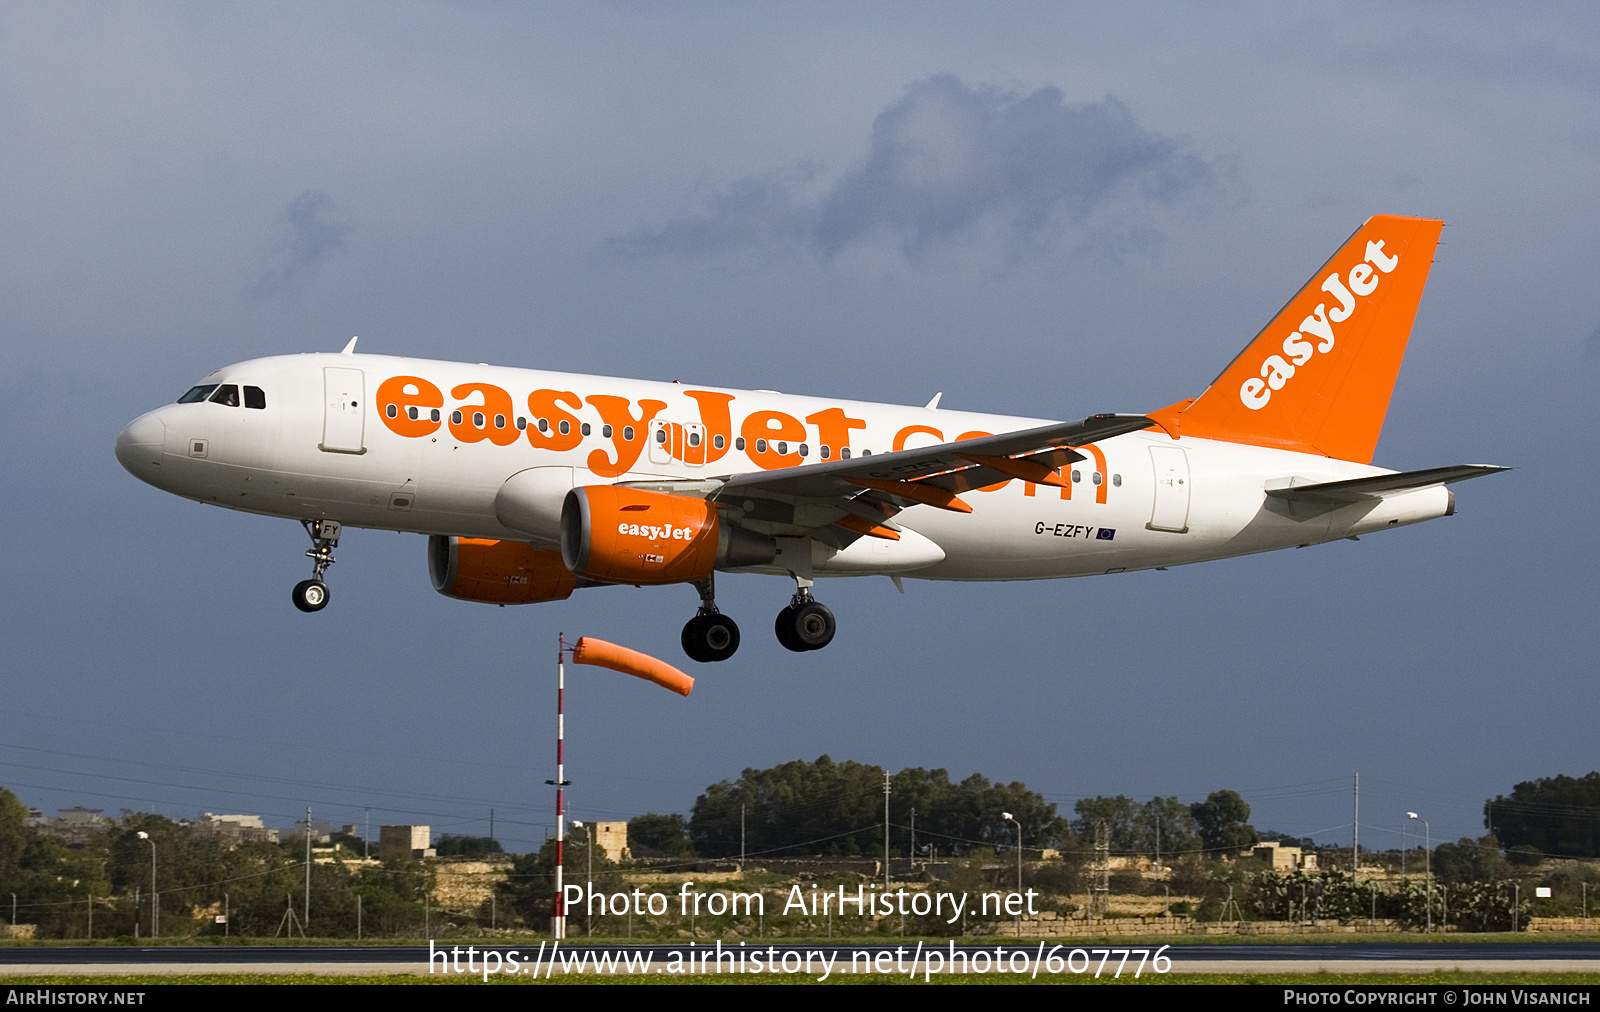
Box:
618, 522, 699, 541
1239, 239, 1400, 410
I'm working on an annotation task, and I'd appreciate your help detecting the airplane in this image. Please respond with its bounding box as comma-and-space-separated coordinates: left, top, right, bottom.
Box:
115, 215, 1505, 663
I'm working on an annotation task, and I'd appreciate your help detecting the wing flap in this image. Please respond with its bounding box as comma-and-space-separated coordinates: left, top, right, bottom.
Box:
717, 413, 1153, 500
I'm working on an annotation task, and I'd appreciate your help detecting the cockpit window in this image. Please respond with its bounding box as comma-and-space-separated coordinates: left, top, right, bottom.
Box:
177, 385, 217, 404
244, 386, 266, 409
209, 384, 240, 407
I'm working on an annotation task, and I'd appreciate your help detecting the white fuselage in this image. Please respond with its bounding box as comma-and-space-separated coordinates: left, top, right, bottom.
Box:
115, 352, 1451, 583
106, 352, 1446, 586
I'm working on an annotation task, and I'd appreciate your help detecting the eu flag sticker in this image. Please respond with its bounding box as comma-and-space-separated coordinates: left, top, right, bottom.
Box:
1096, 528, 1116, 540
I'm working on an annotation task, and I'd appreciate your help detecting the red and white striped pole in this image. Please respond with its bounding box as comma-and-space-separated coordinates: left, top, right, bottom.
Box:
548, 633, 691, 940
551, 633, 569, 940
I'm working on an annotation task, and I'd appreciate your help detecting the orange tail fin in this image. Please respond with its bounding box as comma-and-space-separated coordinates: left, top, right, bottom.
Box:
1149, 215, 1443, 464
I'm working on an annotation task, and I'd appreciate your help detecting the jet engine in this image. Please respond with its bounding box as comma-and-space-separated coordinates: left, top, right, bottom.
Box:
560, 486, 774, 585
428, 536, 577, 604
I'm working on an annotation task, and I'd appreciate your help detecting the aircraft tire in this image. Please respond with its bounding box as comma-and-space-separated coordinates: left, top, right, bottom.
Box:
774, 606, 805, 652
791, 601, 835, 650
688, 611, 736, 659
681, 615, 710, 662
292, 579, 330, 613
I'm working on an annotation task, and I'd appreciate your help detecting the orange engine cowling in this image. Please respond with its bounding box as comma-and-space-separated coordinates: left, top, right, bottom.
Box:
429, 536, 578, 604
560, 485, 774, 585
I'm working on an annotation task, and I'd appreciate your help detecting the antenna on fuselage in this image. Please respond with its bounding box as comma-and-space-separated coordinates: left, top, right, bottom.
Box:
340, 336, 358, 355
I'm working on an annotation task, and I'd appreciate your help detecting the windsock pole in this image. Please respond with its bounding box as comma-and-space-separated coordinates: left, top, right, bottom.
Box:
550, 633, 569, 940
548, 633, 689, 939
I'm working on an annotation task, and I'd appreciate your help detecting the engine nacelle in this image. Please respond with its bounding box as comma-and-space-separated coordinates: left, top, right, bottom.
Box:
560, 486, 774, 585
429, 536, 577, 604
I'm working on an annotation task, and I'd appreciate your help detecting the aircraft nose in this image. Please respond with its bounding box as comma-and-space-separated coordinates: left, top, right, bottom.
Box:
115, 410, 166, 483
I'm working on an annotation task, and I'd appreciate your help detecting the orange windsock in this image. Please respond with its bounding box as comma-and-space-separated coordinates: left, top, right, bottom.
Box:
571, 637, 694, 696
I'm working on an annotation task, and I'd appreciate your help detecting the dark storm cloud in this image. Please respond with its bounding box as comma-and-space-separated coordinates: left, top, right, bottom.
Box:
250, 190, 350, 297
613, 75, 1216, 261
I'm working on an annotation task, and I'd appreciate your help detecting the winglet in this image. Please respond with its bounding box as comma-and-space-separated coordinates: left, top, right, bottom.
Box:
341, 336, 359, 355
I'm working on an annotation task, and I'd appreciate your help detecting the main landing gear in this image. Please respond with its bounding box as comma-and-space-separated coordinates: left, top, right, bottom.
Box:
678, 575, 838, 662
774, 586, 835, 652
292, 519, 340, 613
682, 578, 740, 663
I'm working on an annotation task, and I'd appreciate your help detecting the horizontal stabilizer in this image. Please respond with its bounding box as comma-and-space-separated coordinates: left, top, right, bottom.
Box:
1266, 464, 1509, 506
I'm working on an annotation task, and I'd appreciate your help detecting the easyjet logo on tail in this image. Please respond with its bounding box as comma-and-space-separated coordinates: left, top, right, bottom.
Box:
1239, 239, 1400, 410
1145, 215, 1442, 464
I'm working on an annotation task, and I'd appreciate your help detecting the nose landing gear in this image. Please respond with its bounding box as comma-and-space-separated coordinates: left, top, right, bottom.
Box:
292, 519, 340, 613
681, 578, 740, 663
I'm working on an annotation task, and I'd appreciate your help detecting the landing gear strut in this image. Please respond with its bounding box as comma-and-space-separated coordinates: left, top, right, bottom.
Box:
775, 581, 835, 652
292, 519, 340, 613
681, 577, 740, 663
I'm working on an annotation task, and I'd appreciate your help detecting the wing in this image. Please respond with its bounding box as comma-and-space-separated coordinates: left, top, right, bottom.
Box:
622, 413, 1153, 542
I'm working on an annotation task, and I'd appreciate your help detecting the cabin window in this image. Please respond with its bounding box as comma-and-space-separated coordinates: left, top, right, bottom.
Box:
494, 414, 506, 429
688, 431, 700, 447
602, 424, 613, 438
386, 404, 397, 418
777, 441, 788, 454
408, 407, 418, 420
622, 426, 634, 441
516, 417, 527, 430
244, 386, 266, 409
472, 412, 485, 427
208, 384, 240, 407
1112, 473, 1122, 487
430, 409, 441, 423
581, 423, 592, 436
798, 443, 808, 458
1071, 470, 1082, 483
756, 439, 767, 453
1092, 471, 1102, 486
559, 420, 570, 435
176, 384, 217, 403
451, 411, 463, 425
735, 437, 745, 450
820, 445, 830, 460
537, 418, 549, 433
713, 434, 725, 449
655, 428, 667, 444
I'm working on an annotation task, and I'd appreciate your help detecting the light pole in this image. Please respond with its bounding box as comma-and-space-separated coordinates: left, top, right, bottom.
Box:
572, 821, 593, 936
1002, 812, 1022, 891
136, 831, 156, 938
1407, 812, 1431, 932
1003, 812, 1022, 935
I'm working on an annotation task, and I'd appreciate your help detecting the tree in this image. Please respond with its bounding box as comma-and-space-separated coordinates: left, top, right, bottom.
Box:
690, 756, 888, 858
1484, 772, 1600, 858
1142, 797, 1201, 861
1430, 836, 1509, 885
496, 836, 617, 931
1190, 790, 1258, 854
628, 814, 692, 858
1072, 796, 1143, 853
688, 757, 1069, 859
435, 835, 504, 858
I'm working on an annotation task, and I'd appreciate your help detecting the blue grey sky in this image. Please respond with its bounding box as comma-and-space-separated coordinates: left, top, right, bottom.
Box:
2, 3, 1596, 854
